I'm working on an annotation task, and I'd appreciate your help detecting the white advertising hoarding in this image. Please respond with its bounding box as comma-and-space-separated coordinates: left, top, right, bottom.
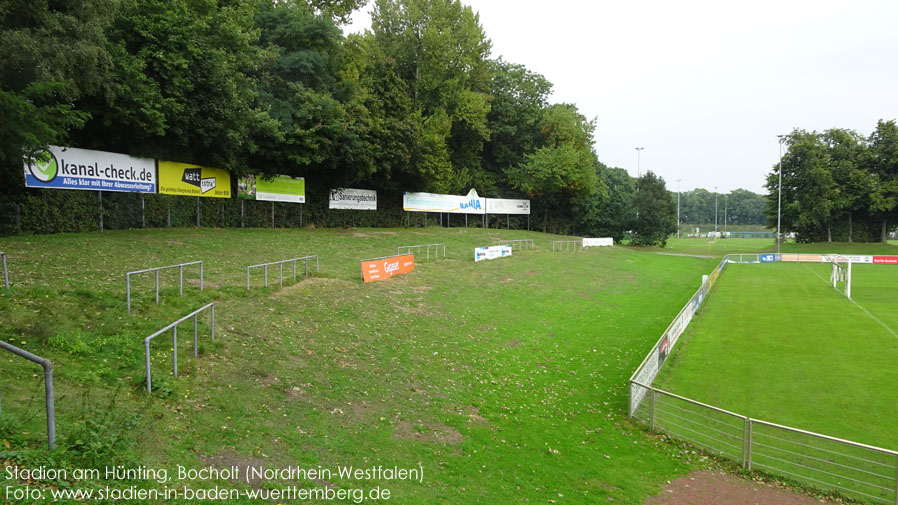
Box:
24, 145, 156, 193
583, 238, 614, 247
329, 188, 377, 210
486, 198, 530, 215
474, 245, 513, 262
403, 189, 485, 214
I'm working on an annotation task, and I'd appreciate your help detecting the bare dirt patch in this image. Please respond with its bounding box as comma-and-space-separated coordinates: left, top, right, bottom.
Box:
187, 277, 219, 289
644, 470, 835, 505
504, 339, 522, 348
394, 420, 464, 445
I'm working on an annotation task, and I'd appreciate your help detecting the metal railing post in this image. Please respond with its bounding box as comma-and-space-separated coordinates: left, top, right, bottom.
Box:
747, 419, 753, 471
2, 252, 8, 289
179, 265, 183, 296
742, 417, 748, 468
316, 256, 319, 272
145, 339, 152, 393
210, 304, 215, 341
293, 260, 297, 281
155, 270, 159, 304
200, 262, 203, 291
649, 388, 656, 431
193, 314, 198, 357
893, 458, 898, 505
279, 262, 283, 286
264, 265, 268, 287
305, 258, 309, 277
43, 363, 55, 450
127, 274, 132, 313
246, 267, 250, 290
172, 326, 178, 377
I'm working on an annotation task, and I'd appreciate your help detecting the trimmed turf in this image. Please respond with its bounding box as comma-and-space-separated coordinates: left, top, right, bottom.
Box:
0, 227, 718, 504
655, 261, 898, 450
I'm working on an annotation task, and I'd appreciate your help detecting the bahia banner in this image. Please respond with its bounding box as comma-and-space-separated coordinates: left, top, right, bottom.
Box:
403, 189, 486, 214
238, 175, 305, 203
23, 145, 156, 193
329, 188, 377, 210
158, 161, 231, 198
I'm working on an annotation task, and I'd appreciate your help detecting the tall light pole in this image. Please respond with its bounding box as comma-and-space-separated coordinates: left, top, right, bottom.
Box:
676, 179, 681, 238
635, 147, 644, 219
724, 195, 728, 232
714, 186, 719, 232
777, 135, 785, 254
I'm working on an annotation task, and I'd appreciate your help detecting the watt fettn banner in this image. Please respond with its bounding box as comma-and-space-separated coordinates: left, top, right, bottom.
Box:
583, 238, 613, 247
485, 198, 530, 215
159, 161, 231, 198
474, 245, 512, 262
403, 189, 485, 214
361, 254, 415, 283
23, 145, 156, 193
330, 188, 377, 210
238, 175, 305, 203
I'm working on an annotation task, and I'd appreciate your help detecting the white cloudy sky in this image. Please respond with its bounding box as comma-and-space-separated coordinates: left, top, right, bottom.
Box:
345, 0, 898, 193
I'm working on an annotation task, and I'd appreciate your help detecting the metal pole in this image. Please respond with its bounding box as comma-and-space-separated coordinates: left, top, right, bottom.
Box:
172, 326, 178, 377
714, 187, 718, 232
676, 179, 681, 239
264, 265, 268, 287
747, 419, 753, 471
193, 314, 198, 357
649, 388, 656, 431
272, 201, 275, 228
777, 135, 785, 255
246, 267, 250, 290
145, 340, 152, 392
126, 274, 131, 313
316, 256, 319, 272
279, 262, 283, 286
155, 270, 159, 305
211, 303, 215, 341
200, 262, 203, 291
179, 265, 183, 296
305, 258, 309, 278
98, 191, 103, 231
44, 365, 55, 450
293, 260, 297, 281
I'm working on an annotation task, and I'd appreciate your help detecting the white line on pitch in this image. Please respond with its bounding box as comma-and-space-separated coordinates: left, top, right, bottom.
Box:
802, 263, 898, 339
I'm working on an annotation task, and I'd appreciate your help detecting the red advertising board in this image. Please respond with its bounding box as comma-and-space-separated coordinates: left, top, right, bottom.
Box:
873, 256, 898, 264
361, 254, 415, 283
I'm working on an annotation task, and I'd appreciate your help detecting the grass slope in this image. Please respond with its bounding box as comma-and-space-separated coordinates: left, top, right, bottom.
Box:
656, 261, 898, 450
1, 228, 716, 504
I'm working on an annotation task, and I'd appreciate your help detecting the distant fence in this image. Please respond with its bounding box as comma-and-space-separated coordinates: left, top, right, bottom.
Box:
397, 244, 445, 261
628, 255, 898, 504
0, 341, 55, 449
552, 240, 582, 252
1, 251, 7, 289
246, 255, 318, 290
126, 260, 203, 313
144, 303, 215, 393
498, 239, 534, 251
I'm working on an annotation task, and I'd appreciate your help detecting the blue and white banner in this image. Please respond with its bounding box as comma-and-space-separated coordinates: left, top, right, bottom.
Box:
24, 145, 156, 193
474, 245, 512, 262
403, 189, 486, 214
760, 253, 776, 263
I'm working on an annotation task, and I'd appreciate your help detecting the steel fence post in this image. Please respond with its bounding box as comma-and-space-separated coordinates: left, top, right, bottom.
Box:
280, 262, 283, 286
264, 265, 268, 287
2, 253, 7, 289
173, 326, 178, 377
155, 270, 159, 305
649, 388, 656, 432
305, 258, 309, 278
200, 262, 204, 291
893, 458, 898, 505
293, 260, 297, 281
211, 304, 215, 341
747, 419, 753, 471
179, 265, 183, 296
193, 314, 198, 358
127, 274, 131, 313
44, 364, 55, 450
316, 256, 319, 273
145, 340, 152, 393
742, 417, 748, 468
246, 267, 250, 290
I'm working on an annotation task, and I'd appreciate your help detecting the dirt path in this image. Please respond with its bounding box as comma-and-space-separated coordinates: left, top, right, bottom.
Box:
644, 470, 835, 505
653, 252, 716, 259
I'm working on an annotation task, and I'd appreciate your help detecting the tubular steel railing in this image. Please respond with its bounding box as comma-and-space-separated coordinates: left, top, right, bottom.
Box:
246, 255, 318, 290
1, 251, 8, 289
144, 303, 215, 393
498, 239, 534, 251
628, 254, 898, 504
126, 261, 203, 313
397, 244, 445, 261
552, 240, 582, 252
0, 341, 55, 449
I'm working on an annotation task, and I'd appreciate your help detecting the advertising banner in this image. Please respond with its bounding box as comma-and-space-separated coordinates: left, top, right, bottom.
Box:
238, 175, 305, 203
822, 254, 872, 264
329, 188, 377, 210
159, 161, 231, 198
485, 198, 530, 215
583, 238, 614, 247
23, 145, 156, 193
873, 256, 898, 264
361, 254, 415, 283
474, 245, 513, 262
760, 253, 776, 263
403, 189, 486, 214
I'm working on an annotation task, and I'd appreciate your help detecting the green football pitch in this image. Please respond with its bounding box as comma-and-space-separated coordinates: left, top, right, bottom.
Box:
655, 260, 898, 451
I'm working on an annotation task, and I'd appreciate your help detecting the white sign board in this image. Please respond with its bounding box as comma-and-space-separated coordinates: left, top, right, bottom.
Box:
329, 188, 377, 210
583, 238, 613, 247
24, 145, 157, 193
403, 189, 485, 214
474, 245, 513, 262
486, 198, 530, 215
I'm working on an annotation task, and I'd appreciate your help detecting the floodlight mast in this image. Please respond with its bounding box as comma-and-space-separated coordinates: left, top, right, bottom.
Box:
777, 134, 785, 254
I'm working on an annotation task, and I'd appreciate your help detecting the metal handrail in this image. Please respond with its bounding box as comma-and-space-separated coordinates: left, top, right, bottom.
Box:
498, 239, 534, 250
397, 244, 445, 261
126, 260, 203, 313
552, 240, 582, 252
144, 303, 215, 393
246, 255, 318, 290
0, 341, 55, 449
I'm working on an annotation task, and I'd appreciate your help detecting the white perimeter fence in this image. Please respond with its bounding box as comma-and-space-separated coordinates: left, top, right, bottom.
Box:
628, 254, 898, 504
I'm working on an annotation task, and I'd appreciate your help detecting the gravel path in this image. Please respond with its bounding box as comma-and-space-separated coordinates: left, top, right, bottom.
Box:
644, 470, 834, 505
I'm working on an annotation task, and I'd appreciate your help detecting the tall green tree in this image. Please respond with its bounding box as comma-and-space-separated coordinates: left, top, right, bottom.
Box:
371, 0, 491, 192
866, 120, 898, 243
822, 128, 869, 242
631, 171, 676, 246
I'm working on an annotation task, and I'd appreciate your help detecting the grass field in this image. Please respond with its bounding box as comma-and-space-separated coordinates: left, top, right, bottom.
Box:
655, 261, 898, 450
1, 227, 723, 504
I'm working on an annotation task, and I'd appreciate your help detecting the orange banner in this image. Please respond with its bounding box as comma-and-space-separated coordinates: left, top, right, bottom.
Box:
362, 254, 415, 283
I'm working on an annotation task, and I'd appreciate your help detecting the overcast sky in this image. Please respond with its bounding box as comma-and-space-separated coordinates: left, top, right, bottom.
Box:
345, 0, 898, 194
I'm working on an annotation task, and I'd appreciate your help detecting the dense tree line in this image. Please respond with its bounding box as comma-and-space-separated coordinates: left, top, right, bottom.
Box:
675, 188, 766, 227
764, 120, 898, 243
1, 0, 678, 243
